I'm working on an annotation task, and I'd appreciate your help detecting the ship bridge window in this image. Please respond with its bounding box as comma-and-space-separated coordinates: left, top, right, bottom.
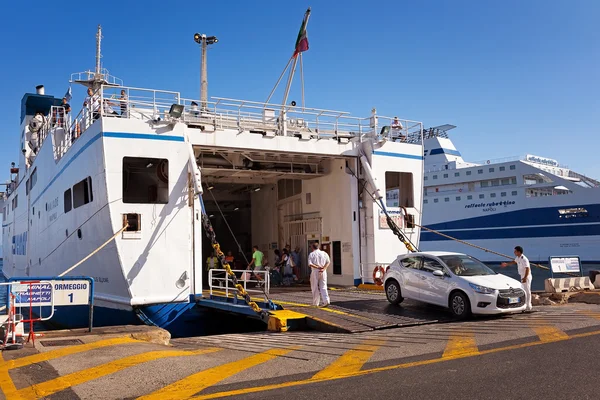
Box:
73, 177, 93, 209
454, 172, 460, 177
499, 166, 506, 172
558, 208, 588, 219
510, 165, 516, 170
478, 169, 483, 174
466, 171, 472, 176
12, 195, 18, 210
123, 157, 169, 204
385, 172, 414, 208
424, 176, 428, 181
489, 168, 495, 172
443, 173, 448, 178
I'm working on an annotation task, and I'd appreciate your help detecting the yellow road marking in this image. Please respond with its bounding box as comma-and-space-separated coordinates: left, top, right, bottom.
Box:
312, 340, 384, 380
442, 332, 479, 358
191, 328, 600, 400
531, 321, 569, 342
0, 353, 21, 400
16, 348, 221, 399
1, 336, 139, 370
137, 347, 295, 400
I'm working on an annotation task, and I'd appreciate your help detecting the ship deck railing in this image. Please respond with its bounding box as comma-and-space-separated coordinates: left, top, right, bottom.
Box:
39, 85, 424, 161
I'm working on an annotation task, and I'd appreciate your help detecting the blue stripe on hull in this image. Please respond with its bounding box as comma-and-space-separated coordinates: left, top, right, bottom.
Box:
421, 223, 600, 241
424, 203, 600, 231
38, 303, 215, 337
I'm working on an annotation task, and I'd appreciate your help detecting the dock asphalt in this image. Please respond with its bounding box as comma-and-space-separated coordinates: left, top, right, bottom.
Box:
1, 290, 599, 399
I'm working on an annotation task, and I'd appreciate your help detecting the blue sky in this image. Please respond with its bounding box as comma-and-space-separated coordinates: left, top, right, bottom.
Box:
0, 0, 598, 177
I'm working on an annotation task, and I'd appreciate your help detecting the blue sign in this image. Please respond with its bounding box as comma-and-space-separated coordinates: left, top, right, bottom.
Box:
12, 282, 52, 306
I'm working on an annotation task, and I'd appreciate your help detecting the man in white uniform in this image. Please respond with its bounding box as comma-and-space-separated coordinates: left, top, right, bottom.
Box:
501, 245, 533, 312
308, 242, 330, 307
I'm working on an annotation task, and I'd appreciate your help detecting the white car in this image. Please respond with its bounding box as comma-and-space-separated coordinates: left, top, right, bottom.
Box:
384, 251, 527, 318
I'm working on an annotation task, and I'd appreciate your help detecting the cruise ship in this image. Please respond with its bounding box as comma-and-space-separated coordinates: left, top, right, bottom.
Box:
417, 125, 600, 263
0, 22, 424, 329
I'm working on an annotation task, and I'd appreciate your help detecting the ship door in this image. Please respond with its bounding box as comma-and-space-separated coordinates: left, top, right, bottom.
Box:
283, 218, 321, 278
189, 173, 203, 298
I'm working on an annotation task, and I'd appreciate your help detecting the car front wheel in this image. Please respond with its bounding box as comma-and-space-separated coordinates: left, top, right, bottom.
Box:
385, 280, 404, 305
449, 291, 471, 319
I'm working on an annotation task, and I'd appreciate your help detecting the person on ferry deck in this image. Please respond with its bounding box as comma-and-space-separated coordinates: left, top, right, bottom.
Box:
291, 247, 301, 281
205, 251, 219, 289
53, 97, 71, 127
83, 88, 100, 121
308, 242, 330, 307
501, 245, 533, 312
391, 116, 406, 142
119, 89, 128, 117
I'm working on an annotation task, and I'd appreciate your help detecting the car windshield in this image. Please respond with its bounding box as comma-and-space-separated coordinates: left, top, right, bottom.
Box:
439, 255, 496, 276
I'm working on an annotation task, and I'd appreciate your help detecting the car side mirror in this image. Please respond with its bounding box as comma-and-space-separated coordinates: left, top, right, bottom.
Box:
432, 270, 444, 278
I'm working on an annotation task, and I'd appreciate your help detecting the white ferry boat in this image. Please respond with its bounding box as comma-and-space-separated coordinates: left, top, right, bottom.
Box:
0, 24, 424, 329
418, 125, 600, 263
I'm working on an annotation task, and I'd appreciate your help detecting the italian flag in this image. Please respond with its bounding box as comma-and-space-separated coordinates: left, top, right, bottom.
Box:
293, 8, 311, 57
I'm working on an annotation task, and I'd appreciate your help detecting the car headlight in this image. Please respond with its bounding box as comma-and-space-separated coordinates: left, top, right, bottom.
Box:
468, 283, 495, 294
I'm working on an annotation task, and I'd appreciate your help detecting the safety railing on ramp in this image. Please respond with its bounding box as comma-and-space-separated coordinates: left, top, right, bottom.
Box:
208, 269, 270, 301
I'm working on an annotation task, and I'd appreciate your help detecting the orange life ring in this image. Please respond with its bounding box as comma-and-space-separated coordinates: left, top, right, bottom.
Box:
486, 160, 490, 164
373, 265, 385, 286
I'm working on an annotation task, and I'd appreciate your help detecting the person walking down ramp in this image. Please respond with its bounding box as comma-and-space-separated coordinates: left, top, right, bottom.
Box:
501, 245, 533, 312
308, 242, 330, 307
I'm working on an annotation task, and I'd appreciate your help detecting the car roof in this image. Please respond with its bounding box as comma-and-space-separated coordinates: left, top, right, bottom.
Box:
401, 251, 467, 257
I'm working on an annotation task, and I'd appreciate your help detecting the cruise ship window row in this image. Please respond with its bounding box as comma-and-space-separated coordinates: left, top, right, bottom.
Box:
425, 165, 516, 181
424, 190, 518, 204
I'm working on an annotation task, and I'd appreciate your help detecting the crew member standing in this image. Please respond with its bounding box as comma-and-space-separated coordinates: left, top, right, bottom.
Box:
501, 245, 533, 312
308, 242, 330, 307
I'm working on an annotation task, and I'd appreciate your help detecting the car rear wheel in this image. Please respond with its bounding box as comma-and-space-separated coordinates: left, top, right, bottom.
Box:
385, 280, 404, 305
449, 291, 471, 319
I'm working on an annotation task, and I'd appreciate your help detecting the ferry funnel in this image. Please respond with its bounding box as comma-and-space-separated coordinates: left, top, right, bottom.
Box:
35, 85, 44, 95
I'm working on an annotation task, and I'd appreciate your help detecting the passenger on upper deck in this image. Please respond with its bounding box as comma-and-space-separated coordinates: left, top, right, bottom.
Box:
52, 97, 71, 127
83, 88, 100, 121
391, 116, 406, 142
119, 90, 128, 117
103, 99, 119, 117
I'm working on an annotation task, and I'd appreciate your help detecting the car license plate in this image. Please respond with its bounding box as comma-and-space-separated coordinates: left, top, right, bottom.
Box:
508, 297, 519, 304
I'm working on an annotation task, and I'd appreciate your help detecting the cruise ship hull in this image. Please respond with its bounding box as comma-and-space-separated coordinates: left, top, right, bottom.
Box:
418, 126, 600, 263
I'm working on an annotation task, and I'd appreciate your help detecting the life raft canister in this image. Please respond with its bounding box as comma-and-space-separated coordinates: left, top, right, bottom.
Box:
373, 265, 385, 286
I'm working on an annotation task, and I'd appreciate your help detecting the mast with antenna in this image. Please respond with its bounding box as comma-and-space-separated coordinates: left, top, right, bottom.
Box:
95, 24, 102, 78
70, 24, 123, 89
